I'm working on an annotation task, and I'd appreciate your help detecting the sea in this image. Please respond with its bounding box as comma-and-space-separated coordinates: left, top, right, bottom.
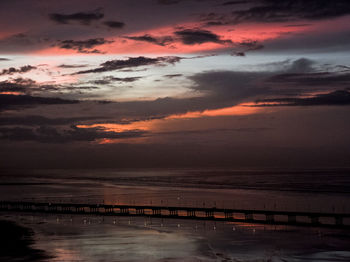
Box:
0, 168, 350, 261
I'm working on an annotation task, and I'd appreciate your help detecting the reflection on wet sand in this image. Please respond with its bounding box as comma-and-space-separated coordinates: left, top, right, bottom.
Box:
2, 213, 350, 262
1, 169, 350, 261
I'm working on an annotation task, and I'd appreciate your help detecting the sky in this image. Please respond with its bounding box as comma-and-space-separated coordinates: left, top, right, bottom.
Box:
1, 0, 350, 169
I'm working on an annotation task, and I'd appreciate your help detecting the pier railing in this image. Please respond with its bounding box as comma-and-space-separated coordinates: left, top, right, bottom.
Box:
1, 200, 349, 228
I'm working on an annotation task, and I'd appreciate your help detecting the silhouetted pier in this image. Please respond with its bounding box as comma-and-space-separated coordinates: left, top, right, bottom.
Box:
1, 201, 349, 228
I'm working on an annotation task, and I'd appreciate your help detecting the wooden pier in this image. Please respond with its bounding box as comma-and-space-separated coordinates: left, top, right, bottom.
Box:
1, 201, 349, 228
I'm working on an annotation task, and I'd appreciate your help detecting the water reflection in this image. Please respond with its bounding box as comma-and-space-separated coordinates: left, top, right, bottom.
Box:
4, 213, 349, 262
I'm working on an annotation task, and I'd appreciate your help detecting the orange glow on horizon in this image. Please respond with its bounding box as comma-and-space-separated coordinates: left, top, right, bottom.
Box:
167, 104, 261, 119
0, 91, 23, 95
78, 103, 269, 144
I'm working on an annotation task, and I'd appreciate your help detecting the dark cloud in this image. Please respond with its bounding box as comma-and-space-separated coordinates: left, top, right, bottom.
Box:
92, 76, 142, 85
125, 34, 173, 46
232, 51, 246, 56
230, 40, 264, 56
49, 9, 104, 25
238, 40, 264, 51
0, 65, 36, 75
174, 29, 232, 45
0, 115, 102, 126
189, 70, 268, 100
157, 0, 216, 5
255, 59, 316, 74
89, 70, 272, 120
157, 0, 183, 5
0, 94, 78, 111
285, 58, 315, 73
103, 21, 125, 29
0, 58, 10, 61
253, 90, 350, 107
57, 38, 113, 53
232, 0, 350, 24
164, 74, 183, 78
0, 76, 111, 97
263, 29, 350, 53
0, 125, 146, 143
75, 59, 321, 121
58, 64, 88, 68
201, 1, 350, 29
283, 23, 311, 27
204, 21, 227, 26
222, 1, 248, 6
268, 71, 350, 87
199, 13, 230, 27
74, 56, 182, 74
0, 33, 52, 53
154, 127, 270, 137
248, 58, 350, 95
0, 78, 36, 93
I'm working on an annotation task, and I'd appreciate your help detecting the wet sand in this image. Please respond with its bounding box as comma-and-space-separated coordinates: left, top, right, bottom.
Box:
1, 168, 350, 261
2, 212, 350, 262
0, 218, 49, 261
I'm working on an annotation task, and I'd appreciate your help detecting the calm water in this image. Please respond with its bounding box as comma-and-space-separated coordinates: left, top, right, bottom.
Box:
1, 168, 349, 212
1, 168, 350, 261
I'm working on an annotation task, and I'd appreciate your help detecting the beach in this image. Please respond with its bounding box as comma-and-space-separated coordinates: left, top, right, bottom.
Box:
1, 212, 350, 262
1, 168, 350, 261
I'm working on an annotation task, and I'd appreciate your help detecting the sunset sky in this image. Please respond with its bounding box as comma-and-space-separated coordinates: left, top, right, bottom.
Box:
1, 0, 350, 168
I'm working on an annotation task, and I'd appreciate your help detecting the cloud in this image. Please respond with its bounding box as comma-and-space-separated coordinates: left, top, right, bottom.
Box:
103, 21, 125, 29
283, 23, 311, 27
267, 71, 350, 88
0, 58, 10, 61
57, 38, 113, 53
0, 94, 78, 111
157, 0, 214, 5
189, 70, 268, 99
0, 33, 52, 53
74, 56, 182, 74
92, 76, 142, 85
238, 40, 264, 51
222, 1, 248, 5
0, 65, 36, 75
174, 28, 232, 45
124, 30, 236, 47
58, 64, 88, 68
263, 28, 350, 53
253, 90, 350, 106
124, 34, 173, 46
0, 115, 102, 126
0, 78, 36, 93
0, 125, 146, 143
232, 0, 350, 24
0, 77, 102, 96
232, 51, 246, 56
201, 1, 350, 29
284, 58, 315, 73
154, 127, 270, 137
230, 40, 264, 56
87, 70, 271, 120
157, 0, 183, 5
61, 58, 323, 124
164, 74, 183, 78
49, 9, 104, 25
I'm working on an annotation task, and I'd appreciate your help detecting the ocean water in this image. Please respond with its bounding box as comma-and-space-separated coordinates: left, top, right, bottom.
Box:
1, 168, 350, 261
1, 168, 349, 212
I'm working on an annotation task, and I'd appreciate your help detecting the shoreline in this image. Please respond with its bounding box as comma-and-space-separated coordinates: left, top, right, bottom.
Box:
2, 213, 350, 262
0, 218, 49, 261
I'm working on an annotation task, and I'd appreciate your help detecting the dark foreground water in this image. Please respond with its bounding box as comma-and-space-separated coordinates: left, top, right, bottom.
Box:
1, 168, 350, 261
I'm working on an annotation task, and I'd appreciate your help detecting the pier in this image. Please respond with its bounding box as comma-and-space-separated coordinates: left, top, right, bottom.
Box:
1, 200, 349, 228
